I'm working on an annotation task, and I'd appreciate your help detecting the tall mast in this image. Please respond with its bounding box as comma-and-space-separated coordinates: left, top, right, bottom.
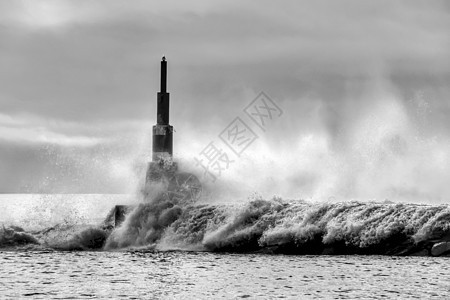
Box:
160, 56, 167, 93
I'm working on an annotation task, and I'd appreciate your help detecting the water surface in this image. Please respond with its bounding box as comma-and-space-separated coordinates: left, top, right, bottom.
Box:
1, 251, 448, 299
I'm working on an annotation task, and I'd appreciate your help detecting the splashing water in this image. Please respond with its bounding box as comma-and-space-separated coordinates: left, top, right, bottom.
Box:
182, 90, 450, 204
5, 192, 450, 256
2, 89, 450, 256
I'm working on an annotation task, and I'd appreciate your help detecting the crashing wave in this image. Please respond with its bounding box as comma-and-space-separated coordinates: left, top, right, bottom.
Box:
0, 226, 39, 248
2, 196, 450, 256
103, 195, 450, 256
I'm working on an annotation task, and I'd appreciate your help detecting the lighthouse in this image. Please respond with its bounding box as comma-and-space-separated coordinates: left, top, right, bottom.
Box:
146, 57, 178, 182
145, 57, 201, 203
152, 56, 173, 161
106, 56, 202, 228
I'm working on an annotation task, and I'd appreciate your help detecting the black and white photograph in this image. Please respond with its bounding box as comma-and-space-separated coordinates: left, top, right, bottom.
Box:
1, 0, 450, 299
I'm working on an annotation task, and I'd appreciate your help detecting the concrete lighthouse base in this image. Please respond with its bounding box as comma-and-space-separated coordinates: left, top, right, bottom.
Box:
146, 159, 178, 183
104, 160, 202, 228
144, 159, 202, 205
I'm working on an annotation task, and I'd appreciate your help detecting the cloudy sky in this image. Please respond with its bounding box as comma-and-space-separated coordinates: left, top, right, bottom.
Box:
0, 0, 449, 201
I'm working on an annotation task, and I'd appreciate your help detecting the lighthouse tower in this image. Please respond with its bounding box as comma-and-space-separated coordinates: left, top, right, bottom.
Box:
152, 56, 173, 161
144, 56, 201, 201
108, 56, 202, 227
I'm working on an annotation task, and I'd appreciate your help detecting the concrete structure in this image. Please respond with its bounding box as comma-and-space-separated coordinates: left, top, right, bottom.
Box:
107, 57, 201, 228
152, 57, 173, 161
145, 57, 201, 199
146, 57, 178, 183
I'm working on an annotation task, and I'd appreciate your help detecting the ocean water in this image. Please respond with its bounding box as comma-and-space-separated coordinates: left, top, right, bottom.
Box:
1, 194, 450, 299
1, 251, 449, 299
